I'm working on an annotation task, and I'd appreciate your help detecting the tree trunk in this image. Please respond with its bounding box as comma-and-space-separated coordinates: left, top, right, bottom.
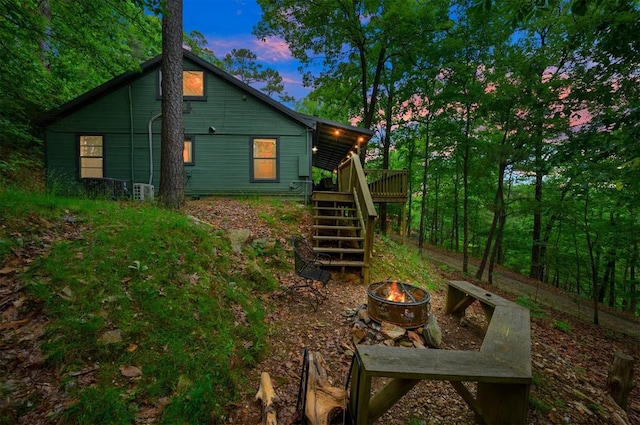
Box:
462, 110, 471, 273
530, 171, 544, 281
159, 0, 185, 209
476, 160, 506, 282
418, 129, 429, 251
304, 351, 347, 425
630, 241, 637, 314
606, 351, 634, 411
359, 46, 386, 168
431, 174, 440, 245
488, 204, 506, 285
453, 172, 459, 251
406, 138, 415, 238
583, 188, 599, 325
380, 67, 395, 235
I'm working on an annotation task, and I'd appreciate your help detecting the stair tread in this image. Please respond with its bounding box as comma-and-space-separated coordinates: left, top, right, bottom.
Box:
319, 260, 365, 267
313, 225, 361, 230
312, 191, 352, 196
313, 235, 364, 241
314, 247, 365, 254
313, 212, 358, 215
312, 217, 359, 221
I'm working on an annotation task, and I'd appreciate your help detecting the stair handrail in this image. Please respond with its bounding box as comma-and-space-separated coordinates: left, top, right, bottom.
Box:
337, 154, 377, 284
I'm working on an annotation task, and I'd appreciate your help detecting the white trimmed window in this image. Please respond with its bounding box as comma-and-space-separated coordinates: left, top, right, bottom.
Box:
251, 137, 279, 182
79, 135, 103, 178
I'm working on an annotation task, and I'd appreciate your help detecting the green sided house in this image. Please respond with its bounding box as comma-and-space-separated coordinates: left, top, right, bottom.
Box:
44, 49, 374, 200
44, 49, 409, 283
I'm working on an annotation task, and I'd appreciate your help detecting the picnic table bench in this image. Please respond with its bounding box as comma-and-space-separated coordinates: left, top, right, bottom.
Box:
349, 280, 531, 424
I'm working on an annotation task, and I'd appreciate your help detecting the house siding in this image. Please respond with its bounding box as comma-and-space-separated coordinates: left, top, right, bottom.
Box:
46, 57, 312, 197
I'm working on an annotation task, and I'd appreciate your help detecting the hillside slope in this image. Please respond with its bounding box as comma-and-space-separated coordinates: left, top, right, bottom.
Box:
1, 196, 638, 424
183, 199, 639, 425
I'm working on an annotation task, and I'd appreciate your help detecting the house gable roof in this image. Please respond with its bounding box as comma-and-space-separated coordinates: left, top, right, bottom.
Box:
44, 49, 373, 171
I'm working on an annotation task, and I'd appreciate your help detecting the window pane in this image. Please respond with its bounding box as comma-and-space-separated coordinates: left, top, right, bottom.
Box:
79, 135, 104, 178
183, 139, 192, 163
80, 135, 103, 148
253, 138, 276, 158
81, 158, 103, 168
184, 71, 204, 97
82, 168, 103, 178
80, 146, 103, 156
81, 158, 103, 178
254, 159, 276, 179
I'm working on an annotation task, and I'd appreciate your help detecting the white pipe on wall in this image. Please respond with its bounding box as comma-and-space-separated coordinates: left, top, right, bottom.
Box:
147, 112, 162, 186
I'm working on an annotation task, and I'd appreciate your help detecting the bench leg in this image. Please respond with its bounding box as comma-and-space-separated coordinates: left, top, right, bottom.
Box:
445, 286, 475, 316
476, 382, 530, 425
349, 354, 419, 425
367, 378, 419, 423
349, 356, 373, 425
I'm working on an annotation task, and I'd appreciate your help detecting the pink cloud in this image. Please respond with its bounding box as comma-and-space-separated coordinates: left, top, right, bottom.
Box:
250, 36, 293, 63
204, 34, 293, 64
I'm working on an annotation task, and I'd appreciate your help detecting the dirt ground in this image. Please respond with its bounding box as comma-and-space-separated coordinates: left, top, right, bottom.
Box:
1, 198, 638, 425
193, 199, 639, 425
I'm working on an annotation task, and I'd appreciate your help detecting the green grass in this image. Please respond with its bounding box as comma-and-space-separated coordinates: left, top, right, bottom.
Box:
0, 188, 446, 423
553, 320, 572, 333
516, 296, 548, 318
1, 188, 279, 423
371, 234, 443, 292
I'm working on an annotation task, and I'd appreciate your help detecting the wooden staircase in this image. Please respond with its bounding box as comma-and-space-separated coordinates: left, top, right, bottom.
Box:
311, 191, 365, 272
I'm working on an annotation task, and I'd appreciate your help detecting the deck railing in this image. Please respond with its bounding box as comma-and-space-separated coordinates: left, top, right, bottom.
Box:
364, 169, 408, 202
337, 154, 377, 285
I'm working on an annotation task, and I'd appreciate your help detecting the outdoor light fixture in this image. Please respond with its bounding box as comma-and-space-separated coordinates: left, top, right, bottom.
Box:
312, 146, 318, 153
208, 126, 216, 133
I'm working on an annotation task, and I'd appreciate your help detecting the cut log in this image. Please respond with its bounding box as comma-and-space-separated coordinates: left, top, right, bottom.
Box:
255, 372, 278, 425
305, 351, 348, 425
606, 351, 635, 411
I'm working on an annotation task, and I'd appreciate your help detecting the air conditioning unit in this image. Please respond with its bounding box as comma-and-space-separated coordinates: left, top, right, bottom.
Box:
133, 183, 154, 201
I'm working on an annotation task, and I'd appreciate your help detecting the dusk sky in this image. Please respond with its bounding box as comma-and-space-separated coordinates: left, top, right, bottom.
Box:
183, 0, 312, 101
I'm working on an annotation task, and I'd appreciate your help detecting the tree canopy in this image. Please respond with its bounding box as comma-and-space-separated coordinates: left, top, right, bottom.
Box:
254, 0, 639, 317
2, 0, 638, 317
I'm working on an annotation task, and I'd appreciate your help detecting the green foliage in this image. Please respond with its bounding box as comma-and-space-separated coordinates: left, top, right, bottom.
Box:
516, 296, 548, 318
1, 0, 162, 153
258, 211, 276, 227
254, 0, 640, 317
553, 320, 572, 333
0, 149, 44, 190
529, 394, 553, 414
60, 387, 135, 424
371, 234, 443, 291
1, 190, 268, 422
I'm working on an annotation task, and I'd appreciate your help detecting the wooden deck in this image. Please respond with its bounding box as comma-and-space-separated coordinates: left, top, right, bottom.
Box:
364, 169, 408, 203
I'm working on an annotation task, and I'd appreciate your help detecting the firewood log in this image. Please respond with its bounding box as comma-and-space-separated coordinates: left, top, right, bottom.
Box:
255, 372, 278, 425
305, 351, 347, 425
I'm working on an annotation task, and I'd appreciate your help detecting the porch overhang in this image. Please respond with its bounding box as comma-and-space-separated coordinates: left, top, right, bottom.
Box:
299, 114, 375, 172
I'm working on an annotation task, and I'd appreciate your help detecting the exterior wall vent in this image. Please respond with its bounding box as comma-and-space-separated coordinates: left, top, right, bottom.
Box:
133, 183, 155, 201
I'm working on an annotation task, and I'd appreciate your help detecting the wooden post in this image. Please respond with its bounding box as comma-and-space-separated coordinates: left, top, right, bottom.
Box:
606, 351, 634, 411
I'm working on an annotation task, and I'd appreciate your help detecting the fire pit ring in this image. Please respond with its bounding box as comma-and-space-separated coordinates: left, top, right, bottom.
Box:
367, 281, 430, 329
